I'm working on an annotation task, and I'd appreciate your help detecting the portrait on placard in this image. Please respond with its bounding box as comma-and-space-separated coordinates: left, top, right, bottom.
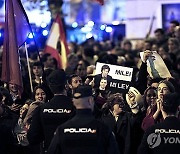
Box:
94, 64, 113, 90
94, 62, 133, 93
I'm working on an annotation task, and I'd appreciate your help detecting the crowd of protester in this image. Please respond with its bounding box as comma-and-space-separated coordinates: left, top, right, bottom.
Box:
0, 20, 180, 154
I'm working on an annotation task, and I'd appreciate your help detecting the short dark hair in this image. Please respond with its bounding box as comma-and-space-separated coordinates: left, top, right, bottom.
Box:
32, 61, 43, 68
100, 77, 107, 81
0, 87, 13, 106
162, 93, 180, 114
68, 74, 79, 85
101, 65, 110, 72
123, 40, 132, 46
154, 28, 165, 35
170, 20, 179, 26
41, 53, 51, 63
47, 69, 67, 94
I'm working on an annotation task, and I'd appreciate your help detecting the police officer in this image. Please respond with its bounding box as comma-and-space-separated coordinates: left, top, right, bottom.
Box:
27, 69, 75, 153
138, 93, 180, 154
48, 85, 120, 154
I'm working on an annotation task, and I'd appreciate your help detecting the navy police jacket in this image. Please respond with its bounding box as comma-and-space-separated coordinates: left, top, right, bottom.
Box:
138, 116, 180, 154
48, 109, 120, 154
27, 95, 75, 151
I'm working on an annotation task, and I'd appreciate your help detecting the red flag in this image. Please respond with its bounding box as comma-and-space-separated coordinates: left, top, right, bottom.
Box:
44, 15, 70, 70
1, 0, 31, 96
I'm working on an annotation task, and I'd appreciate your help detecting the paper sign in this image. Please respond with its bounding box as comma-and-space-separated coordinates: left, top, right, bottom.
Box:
94, 62, 133, 93
140, 51, 171, 79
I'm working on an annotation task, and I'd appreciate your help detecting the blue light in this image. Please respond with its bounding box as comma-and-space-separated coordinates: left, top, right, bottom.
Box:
81, 26, 92, 32
72, 22, 78, 28
28, 33, 33, 39
41, 23, 47, 28
42, 30, 48, 36
105, 26, 113, 33
100, 25, 106, 30
0, 33, 1, 37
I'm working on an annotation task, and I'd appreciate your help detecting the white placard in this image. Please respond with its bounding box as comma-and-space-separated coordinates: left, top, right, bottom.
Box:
140, 51, 171, 79
95, 62, 133, 82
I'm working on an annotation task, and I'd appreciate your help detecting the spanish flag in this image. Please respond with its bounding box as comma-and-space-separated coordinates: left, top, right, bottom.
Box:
44, 15, 69, 70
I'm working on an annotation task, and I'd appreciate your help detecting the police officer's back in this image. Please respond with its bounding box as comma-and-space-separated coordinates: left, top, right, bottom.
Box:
27, 69, 75, 152
138, 93, 180, 154
48, 85, 120, 154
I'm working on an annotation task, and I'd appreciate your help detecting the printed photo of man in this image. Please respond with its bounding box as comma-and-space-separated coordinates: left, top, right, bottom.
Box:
99, 77, 108, 91
94, 64, 112, 89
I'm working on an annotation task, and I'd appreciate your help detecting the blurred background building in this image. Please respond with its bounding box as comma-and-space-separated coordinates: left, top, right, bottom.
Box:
0, 0, 180, 47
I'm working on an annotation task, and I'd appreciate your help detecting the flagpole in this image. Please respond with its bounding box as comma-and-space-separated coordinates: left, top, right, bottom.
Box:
25, 42, 33, 93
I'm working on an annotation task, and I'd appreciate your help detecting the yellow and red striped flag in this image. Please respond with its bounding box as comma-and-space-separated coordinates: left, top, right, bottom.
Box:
44, 15, 70, 70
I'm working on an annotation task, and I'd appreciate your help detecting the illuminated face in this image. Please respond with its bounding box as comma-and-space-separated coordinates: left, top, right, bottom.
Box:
146, 89, 157, 106
9, 83, 18, 93
99, 79, 107, 90
102, 69, 109, 77
71, 77, 82, 89
35, 88, 46, 102
20, 104, 29, 116
113, 104, 123, 115
33, 66, 43, 77
157, 83, 170, 99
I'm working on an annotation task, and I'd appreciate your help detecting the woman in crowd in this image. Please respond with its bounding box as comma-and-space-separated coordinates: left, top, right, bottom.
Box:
141, 80, 175, 131
23, 85, 48, 125
14, 85, 48, 154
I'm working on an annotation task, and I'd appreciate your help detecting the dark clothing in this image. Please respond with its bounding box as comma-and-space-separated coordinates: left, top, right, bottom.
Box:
0, 124, 16, 154
48, 109, 120, 154
135, 62, 148, 95
27, 95, 75, 152
138, 116, 180, 154
129, 111, 145, 154
0, 107, 18, 154
101, 111, 131, 154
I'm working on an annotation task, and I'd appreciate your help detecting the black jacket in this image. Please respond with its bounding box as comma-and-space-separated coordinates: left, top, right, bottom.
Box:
48, 109, 120, 154
101, 111, 131, 154
0, 107, 18, 154
138, 116, 180, 154
27, 95, 75, 151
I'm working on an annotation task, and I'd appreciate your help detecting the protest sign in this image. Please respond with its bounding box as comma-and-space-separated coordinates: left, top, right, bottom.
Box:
140, 51, 171, 79
94, 62, 133, 93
